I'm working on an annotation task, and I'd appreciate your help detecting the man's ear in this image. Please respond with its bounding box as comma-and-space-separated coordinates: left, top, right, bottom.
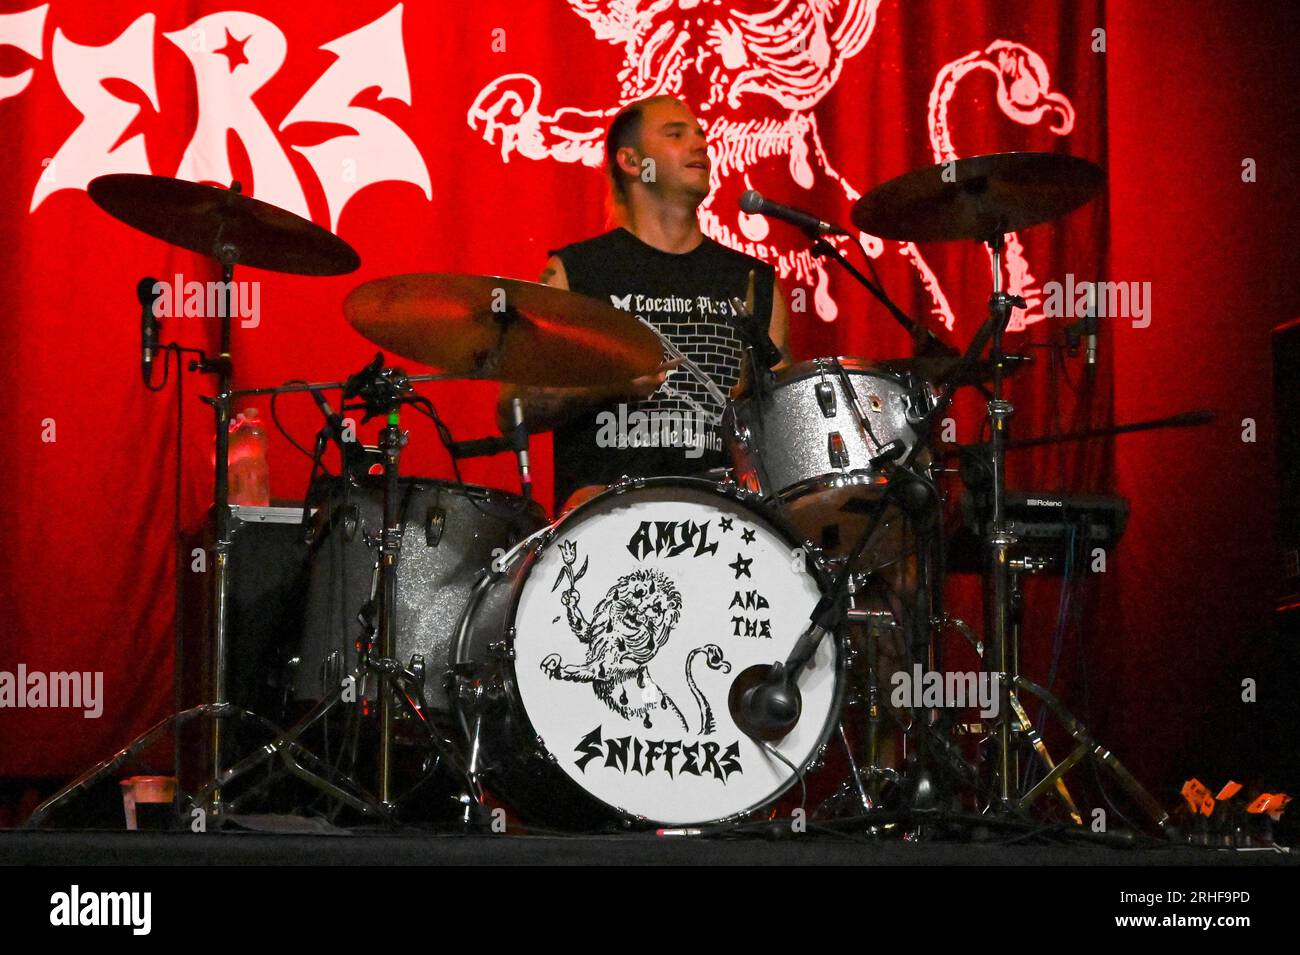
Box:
616, 145, 642, 179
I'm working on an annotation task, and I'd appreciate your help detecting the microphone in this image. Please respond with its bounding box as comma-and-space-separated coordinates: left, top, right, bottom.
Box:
509, 396, 533, 499
731, 662, 802, 742
739, 190, 850, 238
308, 387, 363, 470
138, 276, 161, 385
1082, 281, 1099, 373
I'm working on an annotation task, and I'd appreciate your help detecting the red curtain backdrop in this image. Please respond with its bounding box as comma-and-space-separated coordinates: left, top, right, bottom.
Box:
1, 0, 1292, 801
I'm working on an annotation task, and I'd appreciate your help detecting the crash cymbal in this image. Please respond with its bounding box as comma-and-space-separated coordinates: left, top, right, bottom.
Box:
87, 174, 360, 275
851, 152, 1105, 243
343, 273, 664, 387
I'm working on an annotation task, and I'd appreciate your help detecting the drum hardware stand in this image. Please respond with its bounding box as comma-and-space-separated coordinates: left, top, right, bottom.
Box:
733, 288, 1004, 791
179, 368, 474, 821
933, 235, 1173, 833
338, 356, 482, 808
734, 457, 972, 815
841, 602, 905, 808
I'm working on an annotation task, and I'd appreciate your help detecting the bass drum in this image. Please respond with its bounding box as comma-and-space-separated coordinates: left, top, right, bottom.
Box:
453, 478, 842, 828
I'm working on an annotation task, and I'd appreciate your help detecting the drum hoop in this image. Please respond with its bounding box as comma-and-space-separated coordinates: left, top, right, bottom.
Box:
773, 356, 912, 389
777, 471, 891, 503
329, 474, 549, 521
485, 475, 846, 827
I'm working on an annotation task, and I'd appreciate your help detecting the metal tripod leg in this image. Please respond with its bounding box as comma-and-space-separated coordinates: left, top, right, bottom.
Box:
1012, 676, 1171, 831
190, 675, 394, 821
1005, 690, 1082, 824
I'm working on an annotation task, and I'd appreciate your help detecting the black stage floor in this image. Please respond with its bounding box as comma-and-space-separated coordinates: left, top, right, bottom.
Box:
2, 830, 1295, 866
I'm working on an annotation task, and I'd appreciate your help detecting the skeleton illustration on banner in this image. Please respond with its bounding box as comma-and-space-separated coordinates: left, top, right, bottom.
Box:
468, 0, 1077, 332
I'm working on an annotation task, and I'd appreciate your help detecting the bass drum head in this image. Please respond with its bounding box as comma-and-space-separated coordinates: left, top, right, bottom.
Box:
509, 479, 838, 826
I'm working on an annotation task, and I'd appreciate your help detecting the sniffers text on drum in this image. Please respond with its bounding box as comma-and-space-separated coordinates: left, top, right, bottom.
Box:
574, 726, 743, 782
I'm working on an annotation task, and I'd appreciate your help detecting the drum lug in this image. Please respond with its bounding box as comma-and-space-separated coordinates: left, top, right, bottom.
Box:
424, 505, 447, 547
827, 432, 850, 470
609, 474, 645, 494
487, 639, 515, 661
814, 379, 837, 417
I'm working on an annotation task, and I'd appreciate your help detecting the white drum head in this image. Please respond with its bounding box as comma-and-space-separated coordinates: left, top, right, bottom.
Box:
512, 483, 838, 825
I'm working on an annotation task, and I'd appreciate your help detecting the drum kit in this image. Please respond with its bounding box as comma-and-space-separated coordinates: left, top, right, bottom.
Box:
32, 152, 1200, 837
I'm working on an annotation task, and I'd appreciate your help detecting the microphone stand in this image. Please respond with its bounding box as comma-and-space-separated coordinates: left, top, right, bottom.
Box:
808, 234, 957, 357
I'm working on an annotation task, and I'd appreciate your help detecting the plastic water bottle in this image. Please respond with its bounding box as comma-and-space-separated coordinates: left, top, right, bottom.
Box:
226, 408, 271, 506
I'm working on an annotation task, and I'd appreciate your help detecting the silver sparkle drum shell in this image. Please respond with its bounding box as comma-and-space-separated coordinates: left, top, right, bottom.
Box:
725, 357, 930, 559
292, 478, 547, 717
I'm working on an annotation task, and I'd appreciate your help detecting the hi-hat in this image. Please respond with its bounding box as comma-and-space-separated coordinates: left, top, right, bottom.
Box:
851, 152, 1105, 244
343, 273, 663, 387
87, 173, 360, 275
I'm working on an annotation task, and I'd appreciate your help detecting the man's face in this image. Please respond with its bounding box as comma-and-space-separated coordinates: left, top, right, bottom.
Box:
625, 100, 712, 204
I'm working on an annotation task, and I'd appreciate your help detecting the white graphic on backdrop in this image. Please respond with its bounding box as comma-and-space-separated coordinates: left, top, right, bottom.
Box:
8, 4, 430, 229
468, 1, 1078, 330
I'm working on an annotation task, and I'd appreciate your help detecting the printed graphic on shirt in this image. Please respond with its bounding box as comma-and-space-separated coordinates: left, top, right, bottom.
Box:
608, 292, 743, 434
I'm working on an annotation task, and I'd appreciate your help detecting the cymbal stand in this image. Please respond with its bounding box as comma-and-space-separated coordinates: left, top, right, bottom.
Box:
968, 237, 1170, 833
191, 186, 248, 817
982, 232, 1021, 806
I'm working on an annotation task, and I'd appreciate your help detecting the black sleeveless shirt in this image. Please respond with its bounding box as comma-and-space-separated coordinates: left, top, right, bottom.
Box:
550, 228, 775, 506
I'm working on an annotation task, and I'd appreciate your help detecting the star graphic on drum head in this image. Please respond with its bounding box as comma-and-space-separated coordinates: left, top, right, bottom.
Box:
741, 528, 756, 545
719, 516, 734, 533
729, 553, 753, 579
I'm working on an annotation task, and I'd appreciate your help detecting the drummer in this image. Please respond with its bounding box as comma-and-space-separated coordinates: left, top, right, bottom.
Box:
497, 95, 792, 512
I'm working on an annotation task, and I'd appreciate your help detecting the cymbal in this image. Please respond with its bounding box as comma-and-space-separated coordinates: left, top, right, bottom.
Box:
343, 273, 664, 387
851, 152, 1105, 243
87, 174, 360, 276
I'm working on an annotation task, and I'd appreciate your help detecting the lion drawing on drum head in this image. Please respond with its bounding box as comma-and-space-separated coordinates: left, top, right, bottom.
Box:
541, 541, 731, 734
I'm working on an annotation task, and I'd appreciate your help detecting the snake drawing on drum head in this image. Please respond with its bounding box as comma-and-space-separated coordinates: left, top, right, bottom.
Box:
453, 477, 844, 829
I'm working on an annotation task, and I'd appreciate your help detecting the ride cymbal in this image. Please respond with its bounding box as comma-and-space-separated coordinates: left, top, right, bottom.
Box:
851, 152, 1105, 243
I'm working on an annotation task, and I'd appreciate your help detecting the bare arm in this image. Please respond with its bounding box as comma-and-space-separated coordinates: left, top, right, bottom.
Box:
497, 255, 665, 433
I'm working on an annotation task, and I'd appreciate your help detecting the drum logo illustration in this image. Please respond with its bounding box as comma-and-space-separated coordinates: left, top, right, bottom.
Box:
541, 540, 733, 738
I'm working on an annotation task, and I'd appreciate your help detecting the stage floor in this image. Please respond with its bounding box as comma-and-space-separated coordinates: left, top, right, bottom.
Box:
2, 830, 1294, 866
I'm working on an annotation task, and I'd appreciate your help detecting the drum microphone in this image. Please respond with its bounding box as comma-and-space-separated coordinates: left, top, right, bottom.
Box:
308, 387, 364, 469
739, 190, 850, 238
732, 594, 847, 740
1082, 281, 1099, 374
733, 662, 803, 741
138, 276, 161, 385
509, 396, 532, 500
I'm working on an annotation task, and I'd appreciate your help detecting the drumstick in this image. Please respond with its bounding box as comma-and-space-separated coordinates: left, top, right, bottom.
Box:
636, 317, 729, 408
